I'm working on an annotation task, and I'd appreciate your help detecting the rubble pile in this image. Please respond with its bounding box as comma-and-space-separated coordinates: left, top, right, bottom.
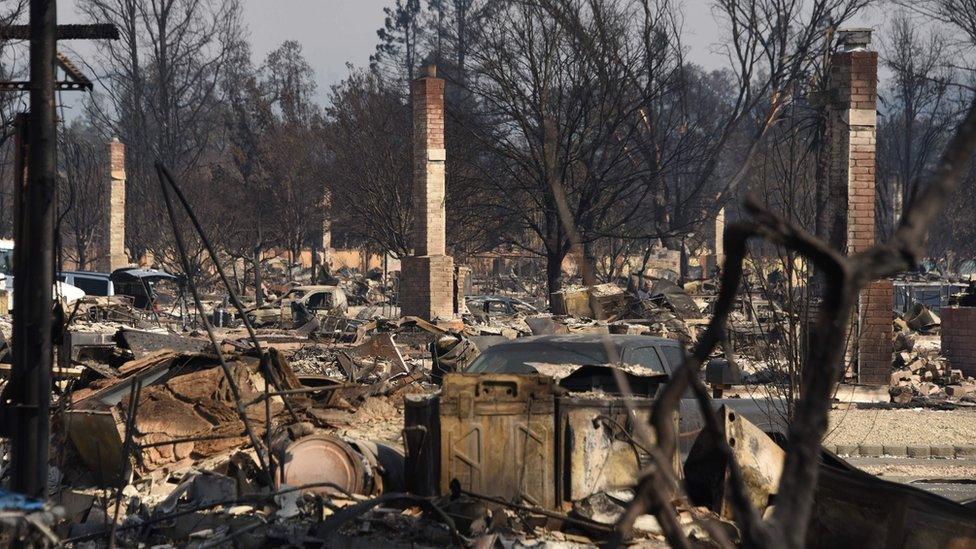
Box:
286, 345, 348, 377
0, 303, 728, 547
888, 304, 976, 404
3, 266, 976, 547
545, 278, 707, 344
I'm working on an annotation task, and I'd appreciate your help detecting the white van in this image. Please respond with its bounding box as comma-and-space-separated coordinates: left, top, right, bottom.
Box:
58, 271, 115, 297
0, 240, 87, 312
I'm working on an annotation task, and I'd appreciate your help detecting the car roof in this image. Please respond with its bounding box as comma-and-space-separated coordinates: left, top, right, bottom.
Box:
292, 285, 341, 292
466, 295, 535, 307
61, 270, 111, 278
467, 333, 681, 376
110, 268, 176, 281
482, 333, 680, 352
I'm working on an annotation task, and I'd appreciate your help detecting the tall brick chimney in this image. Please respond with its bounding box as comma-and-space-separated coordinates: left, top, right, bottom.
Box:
827, 29, 891, 384
96, 138, 127, 272
400, 65, 454, 321
700, 207, 725, 276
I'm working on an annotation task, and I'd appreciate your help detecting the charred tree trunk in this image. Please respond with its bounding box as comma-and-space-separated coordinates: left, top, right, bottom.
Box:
253, 245, 263, 307
545, 248, 564, 301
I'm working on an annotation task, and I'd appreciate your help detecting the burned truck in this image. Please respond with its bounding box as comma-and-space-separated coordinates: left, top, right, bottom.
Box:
409, 334, 787, 506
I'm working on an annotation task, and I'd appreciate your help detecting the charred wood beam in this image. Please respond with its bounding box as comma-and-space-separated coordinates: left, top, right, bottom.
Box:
0, 23, 119, 40
0, 81, 92, 91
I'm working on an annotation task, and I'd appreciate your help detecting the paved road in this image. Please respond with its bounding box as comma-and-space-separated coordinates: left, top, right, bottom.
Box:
845, 456, 976, 503
904, 480, 976, 502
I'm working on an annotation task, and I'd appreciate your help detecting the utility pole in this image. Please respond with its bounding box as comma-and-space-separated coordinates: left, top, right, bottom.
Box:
0, 10, 118, 498
6, 0, 59, 500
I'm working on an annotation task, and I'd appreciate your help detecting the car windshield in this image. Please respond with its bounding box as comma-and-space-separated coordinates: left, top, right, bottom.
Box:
0, 249, 12, 276
306, 291, 333, 309
467, 343, 611, 374
282, 289, 307, 300
465, 338, 673, 375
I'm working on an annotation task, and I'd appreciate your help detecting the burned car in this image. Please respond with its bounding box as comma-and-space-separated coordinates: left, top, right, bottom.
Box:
110, 267, 178, 310
407, 334, 783, 507
244, 285, 348, 327
466, 333, 680, 377
464, 294, 538, 320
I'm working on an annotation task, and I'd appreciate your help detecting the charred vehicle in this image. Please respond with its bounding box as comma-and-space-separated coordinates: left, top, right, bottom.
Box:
244, 285, 348, 328
464, 294, 539, 320
460, 334, 786, 455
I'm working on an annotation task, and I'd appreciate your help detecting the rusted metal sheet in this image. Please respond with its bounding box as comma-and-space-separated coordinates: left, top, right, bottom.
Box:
556, 396, 678, 503
65, 354, 273, 479
120, 329, 211, 358
683, 404, 784, 519
346, 332, 409, 377
439, 373, 556, 509
808, 452, 976, 548
62, 409, 124, 485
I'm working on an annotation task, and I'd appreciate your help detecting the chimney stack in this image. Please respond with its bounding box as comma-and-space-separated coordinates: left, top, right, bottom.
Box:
400, 65, 454, 321
827, 28, 891, 385
96, 138, 127, 272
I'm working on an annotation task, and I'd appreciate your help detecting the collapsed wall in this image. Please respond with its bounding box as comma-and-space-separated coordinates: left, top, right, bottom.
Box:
942, 307, 976, 377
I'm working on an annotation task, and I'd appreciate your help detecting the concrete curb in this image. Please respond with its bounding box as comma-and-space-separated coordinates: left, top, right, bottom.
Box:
824, 443, 976, 459
954, 444, 976, 459
882, 444, 907, 457
858, 444, 883, 457
907, 445, 931, 459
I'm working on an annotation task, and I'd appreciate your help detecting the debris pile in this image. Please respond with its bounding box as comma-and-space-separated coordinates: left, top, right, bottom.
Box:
3, 262, 976, 547
889, 303, 976, 404
545, 278, 705, 344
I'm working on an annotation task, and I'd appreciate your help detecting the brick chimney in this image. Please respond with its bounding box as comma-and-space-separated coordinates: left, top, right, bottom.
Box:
400, 65, 454, 321
96, 138, 127, 272
827, 29, 891, 384
700, 207, 725, 276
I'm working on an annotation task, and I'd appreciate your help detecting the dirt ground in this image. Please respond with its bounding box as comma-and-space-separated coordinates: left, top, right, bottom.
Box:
823, 407, 976, 446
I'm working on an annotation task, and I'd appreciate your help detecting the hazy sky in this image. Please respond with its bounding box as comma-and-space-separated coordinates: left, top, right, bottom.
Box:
49, 0, 882, 113
57, 0, 390, 103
